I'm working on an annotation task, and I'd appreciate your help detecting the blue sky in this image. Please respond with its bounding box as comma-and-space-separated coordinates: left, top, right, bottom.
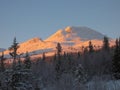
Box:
0, 0, 120, 48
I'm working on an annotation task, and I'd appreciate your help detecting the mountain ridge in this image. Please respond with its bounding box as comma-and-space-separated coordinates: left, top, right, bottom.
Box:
3, 26, 114, 55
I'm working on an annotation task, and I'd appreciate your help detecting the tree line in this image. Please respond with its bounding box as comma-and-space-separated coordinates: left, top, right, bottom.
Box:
0, 36, 120, 90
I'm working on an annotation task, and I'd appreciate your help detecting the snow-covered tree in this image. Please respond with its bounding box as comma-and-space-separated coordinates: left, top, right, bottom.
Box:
74, 64, 88, 84
10, 53, 33, 90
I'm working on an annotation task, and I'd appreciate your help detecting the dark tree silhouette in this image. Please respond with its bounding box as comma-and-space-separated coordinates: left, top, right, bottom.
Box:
102, 36, 110, 51
9, 37, 19, 69
56, 42, 62, 57
112, 38, 120, 79
42, 52, 46, 61
88, 41, 94, 53
55, 43, 62, 80
24, 52, 31, 69
0, 52, 5, 72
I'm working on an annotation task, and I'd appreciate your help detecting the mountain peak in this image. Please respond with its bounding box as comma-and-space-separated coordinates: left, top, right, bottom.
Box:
46, 26, 105, 42
65, 26, 72, 33
27, 37, 43, 43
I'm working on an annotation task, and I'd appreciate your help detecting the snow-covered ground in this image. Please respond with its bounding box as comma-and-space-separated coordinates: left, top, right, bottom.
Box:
86, 76, 120, 90
40, 76, 120, 90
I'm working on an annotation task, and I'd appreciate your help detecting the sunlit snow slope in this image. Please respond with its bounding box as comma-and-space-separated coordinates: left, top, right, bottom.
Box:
3, 26, 115, 56
45, 26, 105, 42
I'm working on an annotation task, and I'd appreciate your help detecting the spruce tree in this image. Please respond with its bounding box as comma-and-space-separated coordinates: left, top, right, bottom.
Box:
55, 43, 62, 80
74, 64, 88, 89
77, 51, 81, 58
112, 38, 120, 79
10, 52, 33, 90
88, 41, 94, 53
42, 52, 46, 61
24, 52, 31, 69
9, 37, 19, 69
102, 36, 110, 51
53, 53, 57, 62
56, 42, 62, 57
118, 37, 120, 50
16, 53, 23, 70
0, 52, 5, 72
5, 38, 34, 90
63, 51, 67, 59
67, 53, 74, 73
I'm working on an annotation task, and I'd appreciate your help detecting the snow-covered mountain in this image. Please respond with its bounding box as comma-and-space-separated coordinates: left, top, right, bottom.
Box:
17, 37, 56, 53
3, 26, 115, 56
45, 26, 105, 42
4, 37, 56, 55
